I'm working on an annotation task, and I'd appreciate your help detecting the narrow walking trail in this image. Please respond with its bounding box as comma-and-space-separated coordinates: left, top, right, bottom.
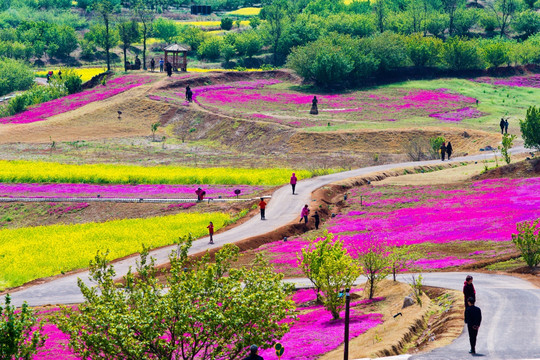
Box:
3, 146, 529, 307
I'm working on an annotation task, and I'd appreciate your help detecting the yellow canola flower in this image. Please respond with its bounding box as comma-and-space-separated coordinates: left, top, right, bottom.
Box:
180, 20, 250, 27
35, 68, 107, 83
0, 212, 230, 290
0, 160, 314, 185
227, 7, 261, 16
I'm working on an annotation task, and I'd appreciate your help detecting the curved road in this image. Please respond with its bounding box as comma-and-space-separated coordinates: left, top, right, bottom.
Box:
2, 146, 538, 359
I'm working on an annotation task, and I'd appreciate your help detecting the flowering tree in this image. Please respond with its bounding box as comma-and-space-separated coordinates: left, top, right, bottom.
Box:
0, 294, 45, 359
57, 236, 295, 359
299, 231, 360, 319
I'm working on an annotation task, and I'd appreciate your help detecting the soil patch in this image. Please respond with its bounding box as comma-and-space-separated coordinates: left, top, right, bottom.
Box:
473, 157, 540, 180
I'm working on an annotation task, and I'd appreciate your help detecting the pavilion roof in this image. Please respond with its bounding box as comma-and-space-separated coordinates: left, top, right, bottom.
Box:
164, 43, 190, 52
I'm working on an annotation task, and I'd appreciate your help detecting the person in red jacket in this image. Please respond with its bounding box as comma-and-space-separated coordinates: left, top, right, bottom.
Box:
258, 198, 267, 220
195, 187, 206, 202
463, 275, 476, 308
290, 173, 297, 194
207, 222, 214, 244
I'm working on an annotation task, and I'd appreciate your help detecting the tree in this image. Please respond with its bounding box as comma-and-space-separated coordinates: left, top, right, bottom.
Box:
221, 17, 233, 30
441, 0, 463, 36
429, 136, 445, 158
512, 219, 540, 268
0, 294, 45, 359
57, 238, 295, 360
512, 10, 540, 38
151, 122, 159, 141
369, 32, 409, 72
481, 39, 511, 68
153, 18, 178, 43
520, 106, 540, 150
134, 0, 155, 70
441, 36, 484, 70
63, 69, 83, 94
234, 31, 262, 59
220, 42, 236, 65
373, 0, 387, 33
486, 0, 520, 37
263, 2, 288, 64
498, 133, 516, 164
92, 0, 118, 71
85, 24, 119, 70
405, 33, 443, 67
359, 241, 389, 299
198, 36, 223, 61
0, 58, 34, 97
298, 231, 360, 319
117, 20, 141, 71
387, 245, 419, 281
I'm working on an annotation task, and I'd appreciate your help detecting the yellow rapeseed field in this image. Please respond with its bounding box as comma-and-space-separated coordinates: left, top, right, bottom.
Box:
0, 212, 230, 290
35, 68, 107, 83
227, 7, 261, 16
0, 160, 315, 185
180, 20, 250, 27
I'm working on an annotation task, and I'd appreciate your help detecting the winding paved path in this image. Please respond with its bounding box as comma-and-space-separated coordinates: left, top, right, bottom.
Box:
2, 146, 538, 359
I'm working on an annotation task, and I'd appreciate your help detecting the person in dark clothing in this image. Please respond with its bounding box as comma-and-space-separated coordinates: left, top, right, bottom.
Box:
504, 119, 509, 134
446, 141, 453, 160
166, 62, 172, 77
312, 211, 320, 230
310, 96, 318, 115
243, 345, 263, 360
465, 297, 482, 354
258, 198, 267, 220
150, 58, 155, 72
185, 85, 191, 100
500, 118, 505, 134
440, 141, 447, 161
463, 275, 476, 308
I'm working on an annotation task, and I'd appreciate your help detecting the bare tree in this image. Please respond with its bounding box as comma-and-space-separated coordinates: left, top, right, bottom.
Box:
486, 0, 519, 37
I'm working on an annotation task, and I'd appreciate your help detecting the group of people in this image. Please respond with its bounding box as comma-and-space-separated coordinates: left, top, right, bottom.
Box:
149, 58, 165, 73
499, 117, 510, 134
46, 70, 61, 83
440, 141, 453, 161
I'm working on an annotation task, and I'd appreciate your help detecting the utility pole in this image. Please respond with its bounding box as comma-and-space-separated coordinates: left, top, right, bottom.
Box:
344, 288, 351, 360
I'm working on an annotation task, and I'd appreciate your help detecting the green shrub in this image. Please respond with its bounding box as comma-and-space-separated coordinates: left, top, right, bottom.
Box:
441, 36, 484, 70
198, 36, 223, 61
453, 8, 479, 36
152, 18, 178, 43
405, 33, 442, 67
221, 17, 233, 31
8, 94, 28, 114
512, 219, 540, 268
220, 42, 236, 63
426, 12, 449, 38
234, 31, 262, 58
63, 69, 83, 94
479, 11, 498, 33
0, 58, 34, 97
481, 39, 511, 68
249, 17, 261, 29
520, 106, 540, 150
369, 31, 409, 72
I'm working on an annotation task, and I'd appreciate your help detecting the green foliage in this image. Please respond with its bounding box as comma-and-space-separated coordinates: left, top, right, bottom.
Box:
57, 237, 295, 359
85, 24, 120, 55
261, 2, 288, 64
151, 121, 159, 140
117, 19, 141, 71
480, 11, 498, 33
249, 16, 261, 28
0, 58, 34, 97
299, 231, 360, 319
0, 294, 45, 359
325, 13, 376, 37
221, 17, 233, 30
481, 39, 511, 68
387, 245, 419, 281
520, 106, 540, 150
409, 274, 424, 306
405, 33, 442, 67
441, 36, 483, 70
426, 12, 449, 38
198, 36, 223, 60
453, 8, 479, 36
511, 219, 540, 268
234, 30, 262, 58
359, 242, 389, 299
220, 41, 236, 63
512, 10, 540, 37
152, 17, 178, 43
429, 136, 445, 158
63, 69, 83, 95
369, 31, 408, 71
499, 133, 516, 164
178, 26, 206, 51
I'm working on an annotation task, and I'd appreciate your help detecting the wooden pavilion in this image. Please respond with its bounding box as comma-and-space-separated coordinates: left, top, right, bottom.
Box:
164, 44, 190, 72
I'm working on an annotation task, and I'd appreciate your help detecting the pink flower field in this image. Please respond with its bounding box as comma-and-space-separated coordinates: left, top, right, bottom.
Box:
0, 183, 265, 199
1, 75, 156, 125
252, 177, 540, 274
473, 74, 540, 88
149, 79, 481, 127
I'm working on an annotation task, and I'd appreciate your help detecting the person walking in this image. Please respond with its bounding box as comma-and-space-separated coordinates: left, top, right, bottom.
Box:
465, 297, 482, 354
258, 197, 267, 220
500, 118, 505, 134
159, 58, 164, 73
312, 211, 320, 230
440, 141, 447, 161
195, 187, 206, 202
150, 58, 155, 72
446, 141, 453, 160
207, 221, 214, 244
504, 119, 509, 134
299, 204, 310, 224
243, 345, 263, 360
290, 172, 297, 194
463, 275, 476, 308
166, 62, 172, 77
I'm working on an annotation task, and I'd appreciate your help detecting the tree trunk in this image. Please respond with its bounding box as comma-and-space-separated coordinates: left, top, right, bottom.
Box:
105, 16, 111, 71
123, 47, 127, 72
331, 310, 340, 320
143, 23, 147, 70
